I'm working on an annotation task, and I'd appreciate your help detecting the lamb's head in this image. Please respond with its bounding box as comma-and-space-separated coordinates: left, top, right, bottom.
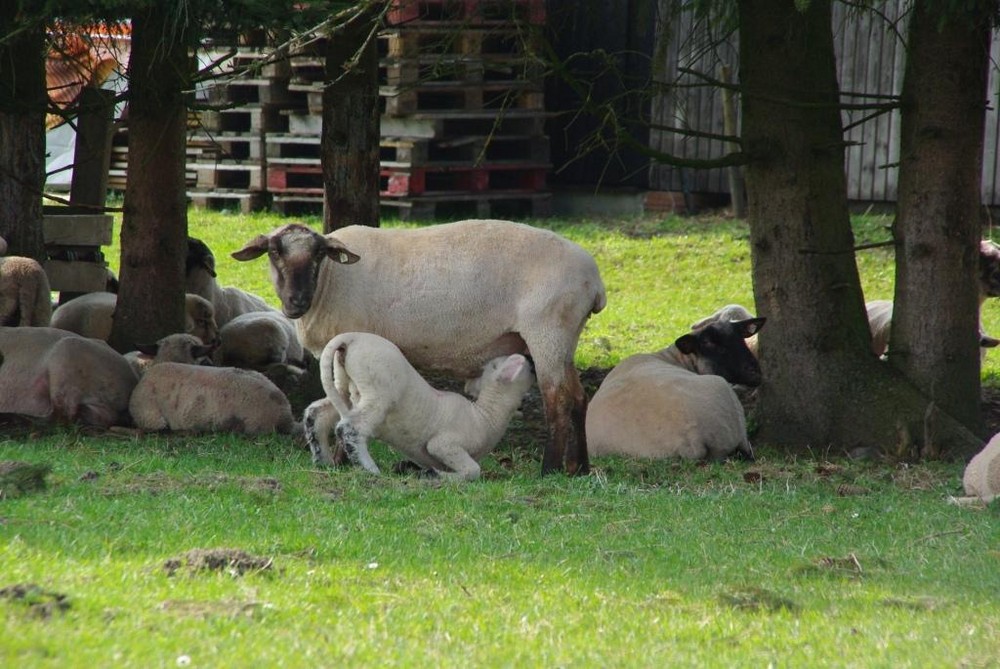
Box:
466, 353, 535, 400
184, 294, 220, 347
676, 317, 766, 386
135, 333, 215, 366
980, 239, 1000, 299
231, 223, 361, 319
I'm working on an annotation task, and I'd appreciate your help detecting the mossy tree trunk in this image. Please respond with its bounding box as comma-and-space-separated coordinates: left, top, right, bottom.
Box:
889, 2, 997, 439
737, 0, 982, 458
108, 4, 193, 352
0, 10, 45, 261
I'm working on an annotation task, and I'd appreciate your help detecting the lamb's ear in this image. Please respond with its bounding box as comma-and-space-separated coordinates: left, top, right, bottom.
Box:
134, 342, 159, 356
675, 333, 698, 355
498, 355, 527, 382
231, 235, 270, 261
981, 334, 1000, 348
325, 238, 360, 265
738, 317, 766, 338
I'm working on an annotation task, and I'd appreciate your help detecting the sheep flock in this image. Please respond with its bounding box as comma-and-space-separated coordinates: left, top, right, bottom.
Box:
1, 226, 999, 497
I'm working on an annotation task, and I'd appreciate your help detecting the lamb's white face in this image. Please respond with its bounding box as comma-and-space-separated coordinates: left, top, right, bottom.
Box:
465, 354, 534, 399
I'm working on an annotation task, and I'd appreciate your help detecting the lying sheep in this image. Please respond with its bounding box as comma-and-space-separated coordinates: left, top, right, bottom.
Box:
303, 332, 534, 480
586, 318, 765, 461
125, 333, 215, 377
232, 220, 606, 475
215, 310, 306, 371
129, 356, 298, 435
865, 299, 998, 359
691, 304, 758, 357
50, 292, 220, 347
0, 326, 136, 427
185, 237, 275, 325
963, 432, 1000, 503
0, 254, 52, 327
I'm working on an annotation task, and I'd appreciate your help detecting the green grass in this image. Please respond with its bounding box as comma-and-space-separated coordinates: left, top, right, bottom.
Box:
2, 208, 997, 667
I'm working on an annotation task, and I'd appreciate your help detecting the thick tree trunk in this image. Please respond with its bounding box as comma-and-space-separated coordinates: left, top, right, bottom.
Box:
738, 0, 982, 458
0, 13, 46, 260
108, 6, 191, 352
322, 5, 381, 233
890, 4, 995, 438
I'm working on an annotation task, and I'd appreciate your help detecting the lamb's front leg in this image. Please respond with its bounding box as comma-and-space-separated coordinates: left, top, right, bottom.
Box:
303, 398, 342, 467
425, 437, 481, 482
335, 420, 381, 475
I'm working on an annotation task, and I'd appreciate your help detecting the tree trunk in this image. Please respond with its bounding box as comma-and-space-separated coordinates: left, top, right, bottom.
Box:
890, 4, 995, 438
108, 5, 192, 352
322, 5, 381, 233
0, 12, 46, 261
738, 0, 982, 458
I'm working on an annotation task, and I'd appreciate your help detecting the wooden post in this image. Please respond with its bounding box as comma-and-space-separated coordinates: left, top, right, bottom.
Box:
720, 65, 746, 218
69, 87, 115, 208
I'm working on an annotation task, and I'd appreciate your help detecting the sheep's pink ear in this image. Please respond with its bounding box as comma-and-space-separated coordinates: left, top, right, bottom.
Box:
231, 235, 270, 261
739, 317, 766, 337
134, 342, 159, 356
325, 240, 360, 265
498, 355, 527, 382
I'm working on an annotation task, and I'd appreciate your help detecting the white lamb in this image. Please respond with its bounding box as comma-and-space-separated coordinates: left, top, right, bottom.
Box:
587, 318, 765, 461
50, 291, 220, 348
232, 220, 605, 476
214, 310, 306, 371
303, 332, 534, 481
125, 333, 215, 377
0, 326, 137, 427
963, 432, 1000, 503
0, 253, 52, 327
129, 358, 298, 435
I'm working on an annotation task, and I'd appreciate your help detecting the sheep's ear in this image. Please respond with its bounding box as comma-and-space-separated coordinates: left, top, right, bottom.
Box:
675, 333, 698, 355
981, 334, 1000, 348
325, 241, 360, 265
231, 235, 270, 261
134, 342, 159, 356
738, 317, 766, 337
498, 355, 527, 382
202, 254, 217, 277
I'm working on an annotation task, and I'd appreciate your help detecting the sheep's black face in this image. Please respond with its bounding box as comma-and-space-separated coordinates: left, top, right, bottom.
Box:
678, 318, 765, 387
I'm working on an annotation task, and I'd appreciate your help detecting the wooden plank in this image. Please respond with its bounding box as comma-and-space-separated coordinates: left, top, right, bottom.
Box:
44, 260, 109, 293
42, 214, 113, 246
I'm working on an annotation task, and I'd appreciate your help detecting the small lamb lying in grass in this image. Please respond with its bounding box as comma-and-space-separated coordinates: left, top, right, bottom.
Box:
963, 432, 1000, 503
303, 332, 534, 481
129, 334, 298, 436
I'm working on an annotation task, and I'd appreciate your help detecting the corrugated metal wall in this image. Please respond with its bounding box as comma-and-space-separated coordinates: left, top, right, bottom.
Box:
639, 1, 1000, 205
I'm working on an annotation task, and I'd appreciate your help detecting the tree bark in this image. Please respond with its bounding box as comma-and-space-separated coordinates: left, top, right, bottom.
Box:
322, 4, 381, 232
890, 4, 996, 439
0, 11, 46, 261
108, 5, 192, 352
738, 0, 982, 458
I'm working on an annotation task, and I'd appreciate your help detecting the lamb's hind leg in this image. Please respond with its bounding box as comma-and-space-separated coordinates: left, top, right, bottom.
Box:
303, 398, 342, 467
425, 437, 481, 481
335, 420, 381, 475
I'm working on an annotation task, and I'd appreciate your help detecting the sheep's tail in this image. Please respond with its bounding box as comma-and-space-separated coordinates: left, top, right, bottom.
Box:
319, 338, 352, 418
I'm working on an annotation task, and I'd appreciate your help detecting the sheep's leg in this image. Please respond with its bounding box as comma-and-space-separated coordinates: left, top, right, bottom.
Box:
536, 361, 589, 476
335, 420, 381, 475
303, 398, 342, 467
425, 438, 481, 481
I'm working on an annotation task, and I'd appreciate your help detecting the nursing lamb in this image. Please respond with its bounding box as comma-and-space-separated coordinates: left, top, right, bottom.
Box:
232, 220, 606, 475
303, 332, 534, 480
586, 318, 765, 461
0, 326, 136, 427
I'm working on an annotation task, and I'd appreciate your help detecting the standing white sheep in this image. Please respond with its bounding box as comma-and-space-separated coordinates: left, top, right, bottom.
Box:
232, 220, 605, 476
303, 332, 534, 481
586, 318, 765, 461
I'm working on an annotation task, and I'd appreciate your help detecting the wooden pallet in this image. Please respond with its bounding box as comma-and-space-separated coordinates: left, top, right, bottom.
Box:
387, 0, 546, 27
195, 104, 288, 134
380, 81, 543, 117
380, 191, 551, 220
193, 161, 264, 190
188, 188, 268, 213
380, 134, 550, 164
380, 163, 548, 196
267, 164, 324, 193
380, 26, 541, 60
271, 193, 324, 216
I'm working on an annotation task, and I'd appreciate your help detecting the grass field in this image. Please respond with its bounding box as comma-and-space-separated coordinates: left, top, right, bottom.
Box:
2, 208, 998, 667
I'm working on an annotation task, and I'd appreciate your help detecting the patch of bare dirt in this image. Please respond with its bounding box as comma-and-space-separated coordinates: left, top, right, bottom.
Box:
163, 548, 274, 577
0, 583, 70, 618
